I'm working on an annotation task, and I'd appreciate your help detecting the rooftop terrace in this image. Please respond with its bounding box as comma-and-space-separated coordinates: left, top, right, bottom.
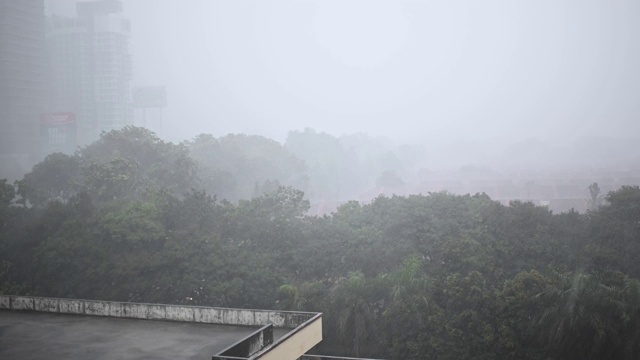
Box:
0, 295, 322, 360
0, 311, 267, 360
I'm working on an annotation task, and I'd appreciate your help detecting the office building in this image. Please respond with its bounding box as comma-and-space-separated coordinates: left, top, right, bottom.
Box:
0, 0, 47, 179
47, 0, 132, 145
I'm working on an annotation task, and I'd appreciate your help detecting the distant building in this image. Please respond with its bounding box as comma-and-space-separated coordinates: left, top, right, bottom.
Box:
0, 0, 47, 178
47, 0, 132, 146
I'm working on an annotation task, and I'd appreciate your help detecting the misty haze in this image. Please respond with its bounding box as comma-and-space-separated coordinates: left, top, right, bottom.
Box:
1, 1, 640, 359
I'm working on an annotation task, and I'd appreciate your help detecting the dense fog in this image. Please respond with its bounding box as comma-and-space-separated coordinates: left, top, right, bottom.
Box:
6, 0, 633, 196
2, 1, 640, 360
44, 0, 640, 142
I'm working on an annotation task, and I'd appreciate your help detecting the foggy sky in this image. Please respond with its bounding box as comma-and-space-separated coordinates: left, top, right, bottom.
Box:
46, 0, 640, 145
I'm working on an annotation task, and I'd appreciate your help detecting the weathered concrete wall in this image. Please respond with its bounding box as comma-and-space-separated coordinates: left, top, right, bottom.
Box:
60, 299, 83, 314
0, 295, 10, 309
166, 304, 194, 322
214, 324, 274, 359
34, 297, 58, 312
0, 295, 316, 328
12, 296, 34, 311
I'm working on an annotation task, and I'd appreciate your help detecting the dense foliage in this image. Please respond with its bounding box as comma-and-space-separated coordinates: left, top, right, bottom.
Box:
2, 127, 640, 360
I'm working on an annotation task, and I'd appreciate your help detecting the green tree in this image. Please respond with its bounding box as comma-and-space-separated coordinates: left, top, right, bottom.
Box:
331, 271, 378, 357
0, 179, 17, 229
79, 126, 198, 198
587, 182, 603, 211
494, 270, 551, 360
276, 281, 326, 311
381, 256, 436, 360
0, 260, 29, 295
82, 157, 142, 202
586, 186, 640, 277
186, 133, 308, 201
18, 153, 80, 207
535, 271, 640, 360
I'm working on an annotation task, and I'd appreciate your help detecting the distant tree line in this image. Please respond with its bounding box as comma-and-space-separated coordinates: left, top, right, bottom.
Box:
1, 127, 640, 360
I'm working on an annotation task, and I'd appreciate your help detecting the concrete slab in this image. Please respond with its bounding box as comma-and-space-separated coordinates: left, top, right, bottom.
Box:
0, 311, 262, 360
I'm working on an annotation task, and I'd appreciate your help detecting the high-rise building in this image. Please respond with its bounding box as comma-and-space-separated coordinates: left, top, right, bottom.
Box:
0, 0, 47, 179
47, 0, 132, 145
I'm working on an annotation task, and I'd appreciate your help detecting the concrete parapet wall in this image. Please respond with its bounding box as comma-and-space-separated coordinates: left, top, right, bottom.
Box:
0, 295, 316, 328
0, 296, 9, 309
300, 356, 387, 360
213, 324, 274, 359
255, 313, 323, 360
34, 297, 59, 312
166, 305, 194, 322
211, 313, 324, 360
60, 299, 83, 314
12, 296, 35, 311
84, 300, 109, 316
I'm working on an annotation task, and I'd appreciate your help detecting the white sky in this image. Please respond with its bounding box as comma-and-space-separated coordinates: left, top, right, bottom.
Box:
46, 0, 640, 145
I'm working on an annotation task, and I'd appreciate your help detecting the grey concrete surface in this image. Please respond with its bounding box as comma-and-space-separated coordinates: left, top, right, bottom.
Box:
0, 311, 261, 360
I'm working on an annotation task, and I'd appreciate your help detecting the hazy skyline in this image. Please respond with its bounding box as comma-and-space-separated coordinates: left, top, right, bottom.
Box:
46, 0, 640, 145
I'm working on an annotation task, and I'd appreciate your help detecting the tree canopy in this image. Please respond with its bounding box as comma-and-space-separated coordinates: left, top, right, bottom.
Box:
2, 128, 640, 360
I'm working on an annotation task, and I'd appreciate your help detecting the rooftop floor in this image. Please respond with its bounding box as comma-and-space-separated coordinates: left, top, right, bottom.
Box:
0, 311, 277, 360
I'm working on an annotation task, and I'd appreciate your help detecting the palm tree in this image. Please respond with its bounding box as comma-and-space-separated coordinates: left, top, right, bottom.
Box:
620, 278, 640, 359
277, 281, 326, 311
387, 254, 429, 304
333, 271, 376, 357
535, 271, 640, 360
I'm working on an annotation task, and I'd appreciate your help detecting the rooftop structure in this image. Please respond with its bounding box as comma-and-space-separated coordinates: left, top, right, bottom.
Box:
0, 295, 325, 360
1, 311, 266, 359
